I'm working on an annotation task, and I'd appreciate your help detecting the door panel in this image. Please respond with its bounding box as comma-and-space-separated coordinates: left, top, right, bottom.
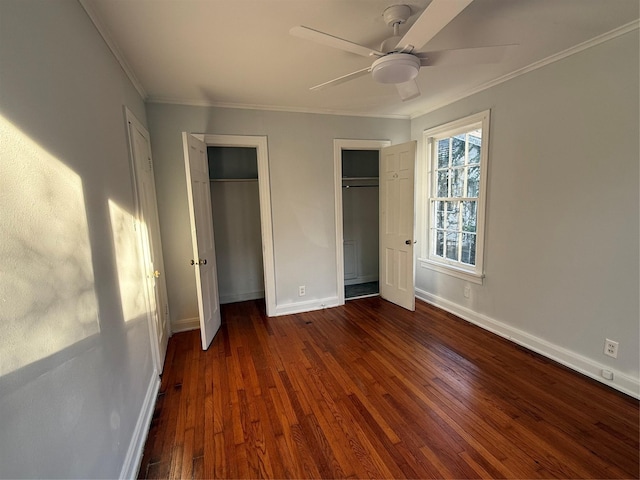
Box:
398, 250, 408, 290
183, 133, 220, 350
399, 177, 412, 236
379, 141, 416, 311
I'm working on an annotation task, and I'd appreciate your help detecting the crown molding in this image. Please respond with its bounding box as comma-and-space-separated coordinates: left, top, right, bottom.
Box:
79, 0, 147, 100
410, 19, 640, 119
146, 95, 411, 120
77, 0, 637, 123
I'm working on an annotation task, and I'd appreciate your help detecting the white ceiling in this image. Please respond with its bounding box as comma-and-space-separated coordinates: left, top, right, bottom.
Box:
81, 0, 639, 119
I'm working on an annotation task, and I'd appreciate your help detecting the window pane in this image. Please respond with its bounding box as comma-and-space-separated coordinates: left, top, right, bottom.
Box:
461, 233, 476, 265
462, 201, 477, 232
437, 170, 448, 197
451, 168, 464, 197
437, 139, 449, 168
427, 114, 486, 272
468, 142, 481, 165
446, 232, 458, 260
435, 201, 444, 229
451, 136, 465, 166
446, 201, 459, 230
435, 230, 444, 257
467, 165, 480, 198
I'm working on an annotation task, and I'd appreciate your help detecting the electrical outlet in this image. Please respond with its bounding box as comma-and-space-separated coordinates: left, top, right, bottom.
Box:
298, 285, 306, 297
464, 285, 471, 298
604, 339, 619, 358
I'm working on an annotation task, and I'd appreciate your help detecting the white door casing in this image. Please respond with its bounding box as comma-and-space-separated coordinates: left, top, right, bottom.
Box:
202, 134, 276, 317
333, 139, 390, 305
183, 133, 221, 350
125, 108, 170, 371
379, 141, 417, 311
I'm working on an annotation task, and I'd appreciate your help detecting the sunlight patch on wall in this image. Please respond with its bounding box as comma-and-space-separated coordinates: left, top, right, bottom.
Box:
108, 199, 149, 323
0, 115, 99, 376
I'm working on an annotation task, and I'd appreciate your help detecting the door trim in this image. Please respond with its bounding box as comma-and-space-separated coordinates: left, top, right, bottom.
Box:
198, 134, 276, 317
333, 139, 391, 305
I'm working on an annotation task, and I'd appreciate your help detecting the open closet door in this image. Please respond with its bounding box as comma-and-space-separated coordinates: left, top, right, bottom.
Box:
183, 133, 221, 349
380, 141, 417, 311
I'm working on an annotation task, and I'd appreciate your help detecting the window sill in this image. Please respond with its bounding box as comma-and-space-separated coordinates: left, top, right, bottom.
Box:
419, 258, 484, 284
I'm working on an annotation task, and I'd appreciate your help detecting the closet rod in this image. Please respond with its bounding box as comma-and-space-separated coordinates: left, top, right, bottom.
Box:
343, 184, 378, 188
210, 178, 258, 183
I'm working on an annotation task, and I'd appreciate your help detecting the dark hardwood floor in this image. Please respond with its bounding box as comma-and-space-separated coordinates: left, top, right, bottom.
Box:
138, 298, 639, 479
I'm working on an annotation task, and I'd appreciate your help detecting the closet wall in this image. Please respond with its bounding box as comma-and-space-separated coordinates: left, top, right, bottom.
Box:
208, 147, 265, 304
342, 150, 379, 285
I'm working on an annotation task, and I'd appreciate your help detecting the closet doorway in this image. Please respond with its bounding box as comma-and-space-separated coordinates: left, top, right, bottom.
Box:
334, 139, 390, 304
208, 146, 264, 304
200, 134, 276, 317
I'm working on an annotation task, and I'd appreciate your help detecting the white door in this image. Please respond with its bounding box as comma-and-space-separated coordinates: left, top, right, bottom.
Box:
127, 111, 169, 371
183, 133, 221, 349
379, 141, 417, 311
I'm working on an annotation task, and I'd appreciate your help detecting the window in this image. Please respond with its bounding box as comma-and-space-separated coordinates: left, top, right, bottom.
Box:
421, 111, 490, 283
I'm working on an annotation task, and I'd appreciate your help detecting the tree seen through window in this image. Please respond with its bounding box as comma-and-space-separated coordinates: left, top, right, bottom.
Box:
431, 129, 481, 266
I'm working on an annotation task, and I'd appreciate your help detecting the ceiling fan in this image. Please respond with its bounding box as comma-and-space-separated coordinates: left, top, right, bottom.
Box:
290, 0, 514, 101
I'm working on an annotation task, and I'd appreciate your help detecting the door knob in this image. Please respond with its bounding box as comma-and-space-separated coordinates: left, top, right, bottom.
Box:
405, 240, 411, 245
153, 270, 161, 278
199, 258, 207, 265
190, 259, 195, 265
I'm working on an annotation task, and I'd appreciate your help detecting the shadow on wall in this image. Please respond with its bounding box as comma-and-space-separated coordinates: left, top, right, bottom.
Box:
0, 114, 100, 377
0, 112, 155, 376
0, 112, 158, 476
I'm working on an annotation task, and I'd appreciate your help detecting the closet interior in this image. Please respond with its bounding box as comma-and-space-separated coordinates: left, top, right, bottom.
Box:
342, 149, 380, 299
208, 146, 265, 304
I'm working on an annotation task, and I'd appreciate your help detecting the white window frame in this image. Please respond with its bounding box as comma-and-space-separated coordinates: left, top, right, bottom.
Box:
419, 110, 490, 284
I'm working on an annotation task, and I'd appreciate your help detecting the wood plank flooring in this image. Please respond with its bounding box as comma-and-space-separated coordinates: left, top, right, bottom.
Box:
138, 298, 639, 479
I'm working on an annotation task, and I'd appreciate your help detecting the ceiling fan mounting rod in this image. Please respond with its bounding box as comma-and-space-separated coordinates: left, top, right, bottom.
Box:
383, 4, 411, 27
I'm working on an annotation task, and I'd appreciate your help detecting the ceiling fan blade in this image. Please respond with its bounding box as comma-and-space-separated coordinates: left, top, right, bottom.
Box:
290, 26, 384, 58
396, 0, 474, 52
417, 44, 517, 67
310, 67, 372, 91
396, 79, 420, 101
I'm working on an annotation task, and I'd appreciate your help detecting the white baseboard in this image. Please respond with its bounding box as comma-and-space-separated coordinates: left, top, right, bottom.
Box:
171, 316, 200, 333
274, 296, 341, 316
120, 370, 160, 479
415, 288, 640, 399
220, 290, 265, 305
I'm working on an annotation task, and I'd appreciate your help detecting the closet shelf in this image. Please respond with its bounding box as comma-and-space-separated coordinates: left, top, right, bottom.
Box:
342, 176, 379, 188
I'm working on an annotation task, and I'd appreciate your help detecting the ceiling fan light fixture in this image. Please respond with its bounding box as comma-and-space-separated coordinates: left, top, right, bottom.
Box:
371, 53, 420, 84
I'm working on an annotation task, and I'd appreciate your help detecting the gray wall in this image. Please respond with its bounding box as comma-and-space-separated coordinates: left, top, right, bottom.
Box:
0, 1, 155, 477
343, 187, 379, 284
211, 181, 265, 303
146, 104, 410, 325
412, 30, 639, 386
